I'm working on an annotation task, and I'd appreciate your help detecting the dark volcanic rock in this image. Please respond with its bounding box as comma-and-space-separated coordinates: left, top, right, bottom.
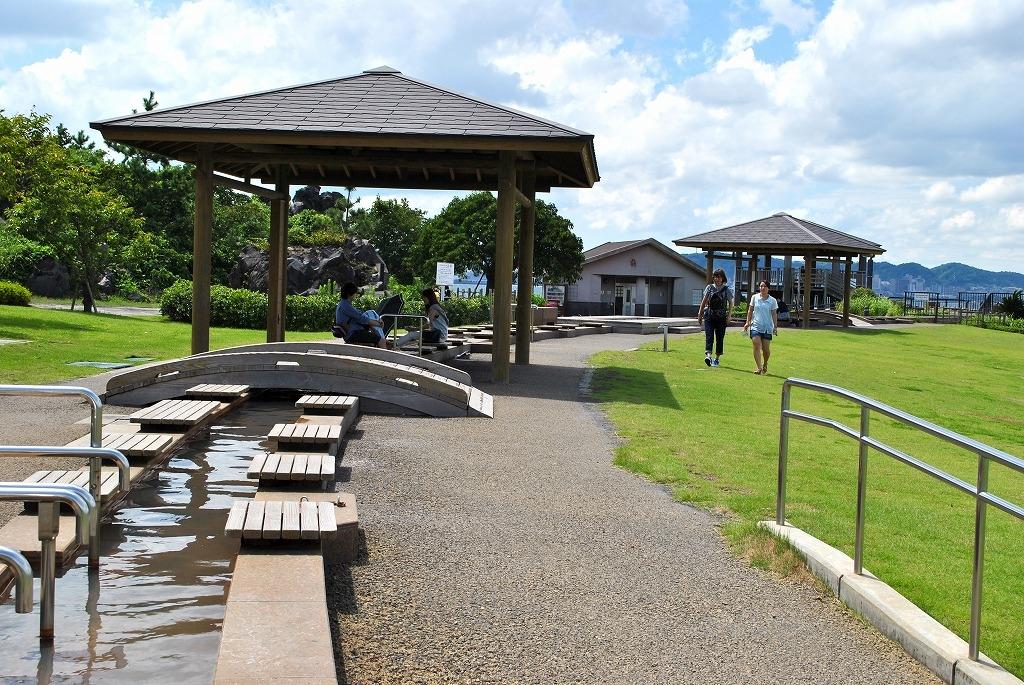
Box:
26, 257, 72, 297
228, 240, 388, 294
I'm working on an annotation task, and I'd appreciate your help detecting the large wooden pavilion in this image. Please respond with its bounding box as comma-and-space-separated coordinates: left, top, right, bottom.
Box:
91, 66, 599, 382
674, 213, 885, 328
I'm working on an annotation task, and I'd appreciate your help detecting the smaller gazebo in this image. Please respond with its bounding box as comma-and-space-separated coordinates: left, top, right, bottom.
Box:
674, 213, 885, 328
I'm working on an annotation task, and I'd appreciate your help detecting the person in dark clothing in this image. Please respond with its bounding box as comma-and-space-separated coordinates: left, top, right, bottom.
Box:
697, 268, 734, 367
334, 282, 387, 348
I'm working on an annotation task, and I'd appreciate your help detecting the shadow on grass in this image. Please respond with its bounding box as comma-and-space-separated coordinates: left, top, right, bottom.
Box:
818, 327, 914, 336
0, 309, 97, 333
589, 365, 681, 410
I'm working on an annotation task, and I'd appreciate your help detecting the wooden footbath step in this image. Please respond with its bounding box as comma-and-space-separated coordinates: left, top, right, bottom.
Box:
225, 499, 338, 541
185, 383, 250, 400
248, 453, 335, 482
266, 423, 342, 453
130, 399, 222, 428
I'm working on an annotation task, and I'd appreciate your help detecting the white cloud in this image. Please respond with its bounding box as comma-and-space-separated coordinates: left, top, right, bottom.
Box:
1000, 204, 1024, 229
723, 25, 773, 58
924, 181, 956, 202
960, 175, 1024, 202
939, 210, 976, 232
759, 0, 817, 34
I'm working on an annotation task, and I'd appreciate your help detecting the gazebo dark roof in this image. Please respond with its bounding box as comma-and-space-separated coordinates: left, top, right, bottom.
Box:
91, 66, 598, 192
673, 212, 884, 257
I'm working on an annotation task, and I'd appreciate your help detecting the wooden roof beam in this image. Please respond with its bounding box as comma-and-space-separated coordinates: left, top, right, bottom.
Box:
210, 173, 288, 200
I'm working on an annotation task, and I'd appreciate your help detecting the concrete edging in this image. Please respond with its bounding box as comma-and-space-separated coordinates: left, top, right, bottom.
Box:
758, 521, 1022, 685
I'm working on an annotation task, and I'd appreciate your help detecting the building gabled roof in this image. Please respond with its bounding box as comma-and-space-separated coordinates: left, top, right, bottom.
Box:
673, 213, 884, 257
584, 238, 706, 275
91, 66, 598, 192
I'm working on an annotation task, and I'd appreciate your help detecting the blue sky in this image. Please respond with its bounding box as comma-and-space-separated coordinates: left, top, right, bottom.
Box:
2, 0, 1023, 271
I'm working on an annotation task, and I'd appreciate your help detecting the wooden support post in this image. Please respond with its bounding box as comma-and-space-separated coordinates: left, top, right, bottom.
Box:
705, 249, 714, 284
748, 255, 757, 301
783, 255, 793, 303
267, 169, 288, 342
192, 146, 213, 354
803, 254, 814, 329
843, 255, 852, 328
493, 151, 516, 383
514, 168, 536, 366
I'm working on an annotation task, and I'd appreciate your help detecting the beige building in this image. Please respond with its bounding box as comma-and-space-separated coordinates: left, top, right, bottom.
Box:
563, 238, 708, 316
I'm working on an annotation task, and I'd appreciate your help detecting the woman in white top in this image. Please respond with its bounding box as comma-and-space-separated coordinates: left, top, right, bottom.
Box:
742, 280, 779, 375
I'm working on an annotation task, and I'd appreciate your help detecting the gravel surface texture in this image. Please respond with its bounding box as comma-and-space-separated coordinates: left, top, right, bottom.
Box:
328, 335, 939, 685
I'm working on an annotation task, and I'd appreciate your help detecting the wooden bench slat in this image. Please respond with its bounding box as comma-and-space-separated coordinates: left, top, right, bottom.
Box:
299, 501, 319, 540
242, 500, 266, 540
247, 454, 267, 479
262, 501, 282, 540
317, 501, 336, 535
225, 501, 248, 537
281, 501, 301, 539
306, 454, 322, 480
277, 453, 294, 477
321, 456, 335, 479
261, 453, 280, 478
291, 454, 307, 480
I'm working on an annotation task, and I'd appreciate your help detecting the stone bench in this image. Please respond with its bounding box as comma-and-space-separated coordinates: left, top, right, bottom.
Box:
129, 399, 222, 427
248, 453, 335, 483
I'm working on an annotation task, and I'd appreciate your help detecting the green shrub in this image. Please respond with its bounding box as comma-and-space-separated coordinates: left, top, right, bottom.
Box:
0, 280, 31, 306
847, 291, 903, 317
0, 230, 49, 284
444, 295, 491, 327
160, 279, 193, 321
162, 279, 337, 331
995, 290, 1024, 320
531, 293, 546, 306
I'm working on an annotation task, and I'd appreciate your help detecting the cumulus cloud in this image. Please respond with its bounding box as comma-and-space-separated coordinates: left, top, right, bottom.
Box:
960, 175, 1024, 202
759, 0, 817, 34
923, 181, 956, 202
2, 0, 1023, 271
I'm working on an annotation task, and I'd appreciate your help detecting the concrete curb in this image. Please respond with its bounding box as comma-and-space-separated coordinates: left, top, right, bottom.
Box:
759, 521, 1022, 685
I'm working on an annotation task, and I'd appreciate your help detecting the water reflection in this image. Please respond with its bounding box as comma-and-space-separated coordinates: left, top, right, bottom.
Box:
0, 401, 293, 683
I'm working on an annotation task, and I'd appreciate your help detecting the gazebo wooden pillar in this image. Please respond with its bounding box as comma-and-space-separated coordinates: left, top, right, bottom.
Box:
705, 249, 714, 283
842, 255, 852, 327
191, 146, 213, 354
802, 254, 814, 328
493, 151, 517, 383
514, 168, 537, 365
267, 169, 289, 342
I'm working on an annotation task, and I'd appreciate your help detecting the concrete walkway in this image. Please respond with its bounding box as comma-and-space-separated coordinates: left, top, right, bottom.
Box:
329, 335, 938, 684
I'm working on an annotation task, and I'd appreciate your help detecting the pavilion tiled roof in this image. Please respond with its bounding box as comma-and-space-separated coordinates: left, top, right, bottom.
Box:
95, 66, 587, 139
674, 213, 884, 256
91, 66, 598, 192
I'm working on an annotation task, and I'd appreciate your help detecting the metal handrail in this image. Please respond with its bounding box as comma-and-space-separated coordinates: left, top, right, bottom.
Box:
776, 377, 1024, 661
0, 545, 33, 613
0, 385, 107, 566
379, 313, 428, 357
0, 483, 96, 639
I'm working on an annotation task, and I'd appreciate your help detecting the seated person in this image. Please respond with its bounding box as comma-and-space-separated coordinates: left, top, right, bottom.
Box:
394, 288, 449, 348
335, 282, 387, 349
777, 299, 791, 322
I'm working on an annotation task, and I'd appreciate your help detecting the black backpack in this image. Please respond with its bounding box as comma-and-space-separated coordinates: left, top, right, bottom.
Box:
708, 287, 729, 320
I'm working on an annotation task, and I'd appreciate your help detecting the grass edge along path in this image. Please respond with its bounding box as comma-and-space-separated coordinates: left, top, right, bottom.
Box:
0, 305, 328, 385
589, 324, 1023, 678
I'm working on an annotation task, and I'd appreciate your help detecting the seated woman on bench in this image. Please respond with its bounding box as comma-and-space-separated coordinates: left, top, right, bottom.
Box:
394, 288, 449, 349
335, 282, 388, 349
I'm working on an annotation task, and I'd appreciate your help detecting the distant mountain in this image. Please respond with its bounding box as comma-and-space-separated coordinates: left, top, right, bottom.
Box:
681, 252, 1024, 292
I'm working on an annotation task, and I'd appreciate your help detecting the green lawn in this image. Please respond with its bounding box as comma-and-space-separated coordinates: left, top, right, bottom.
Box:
590, 324, 1024, 676
0, 305, 329, 384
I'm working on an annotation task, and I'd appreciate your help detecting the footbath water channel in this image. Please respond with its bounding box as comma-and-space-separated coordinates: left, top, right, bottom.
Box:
0, 399, 305, 683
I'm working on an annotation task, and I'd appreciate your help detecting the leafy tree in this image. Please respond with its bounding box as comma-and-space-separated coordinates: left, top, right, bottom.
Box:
413, 191, 583, 290
350, 197, 425, 283
213, 196, 271, 282
995, 290, 1024, 319
288, 208, 346, 246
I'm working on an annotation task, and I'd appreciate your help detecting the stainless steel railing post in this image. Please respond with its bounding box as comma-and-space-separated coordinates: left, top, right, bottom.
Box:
854, 406, 870, 574
0, 545, 33, 613
37, 501, 59, 640
969, 454, 989, 660
0, 385, 104, 566
776, 382, 791, 525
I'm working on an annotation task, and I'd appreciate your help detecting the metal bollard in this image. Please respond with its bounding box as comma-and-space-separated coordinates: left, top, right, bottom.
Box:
660, 323, 669, 352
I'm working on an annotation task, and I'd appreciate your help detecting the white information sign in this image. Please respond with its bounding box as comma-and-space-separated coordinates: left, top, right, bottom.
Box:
545, 285, 565, 305
435, 262, 455, 286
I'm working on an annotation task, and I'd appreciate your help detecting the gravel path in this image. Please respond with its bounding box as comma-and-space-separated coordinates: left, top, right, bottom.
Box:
329, 335, 939, 684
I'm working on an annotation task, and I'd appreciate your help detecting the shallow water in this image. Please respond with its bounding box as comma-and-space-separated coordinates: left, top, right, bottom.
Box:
0, 400, 296, 684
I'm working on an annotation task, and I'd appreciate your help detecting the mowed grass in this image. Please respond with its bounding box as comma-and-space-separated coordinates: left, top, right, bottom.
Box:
0, 305, 330, 384
590, 324, 1024, 676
